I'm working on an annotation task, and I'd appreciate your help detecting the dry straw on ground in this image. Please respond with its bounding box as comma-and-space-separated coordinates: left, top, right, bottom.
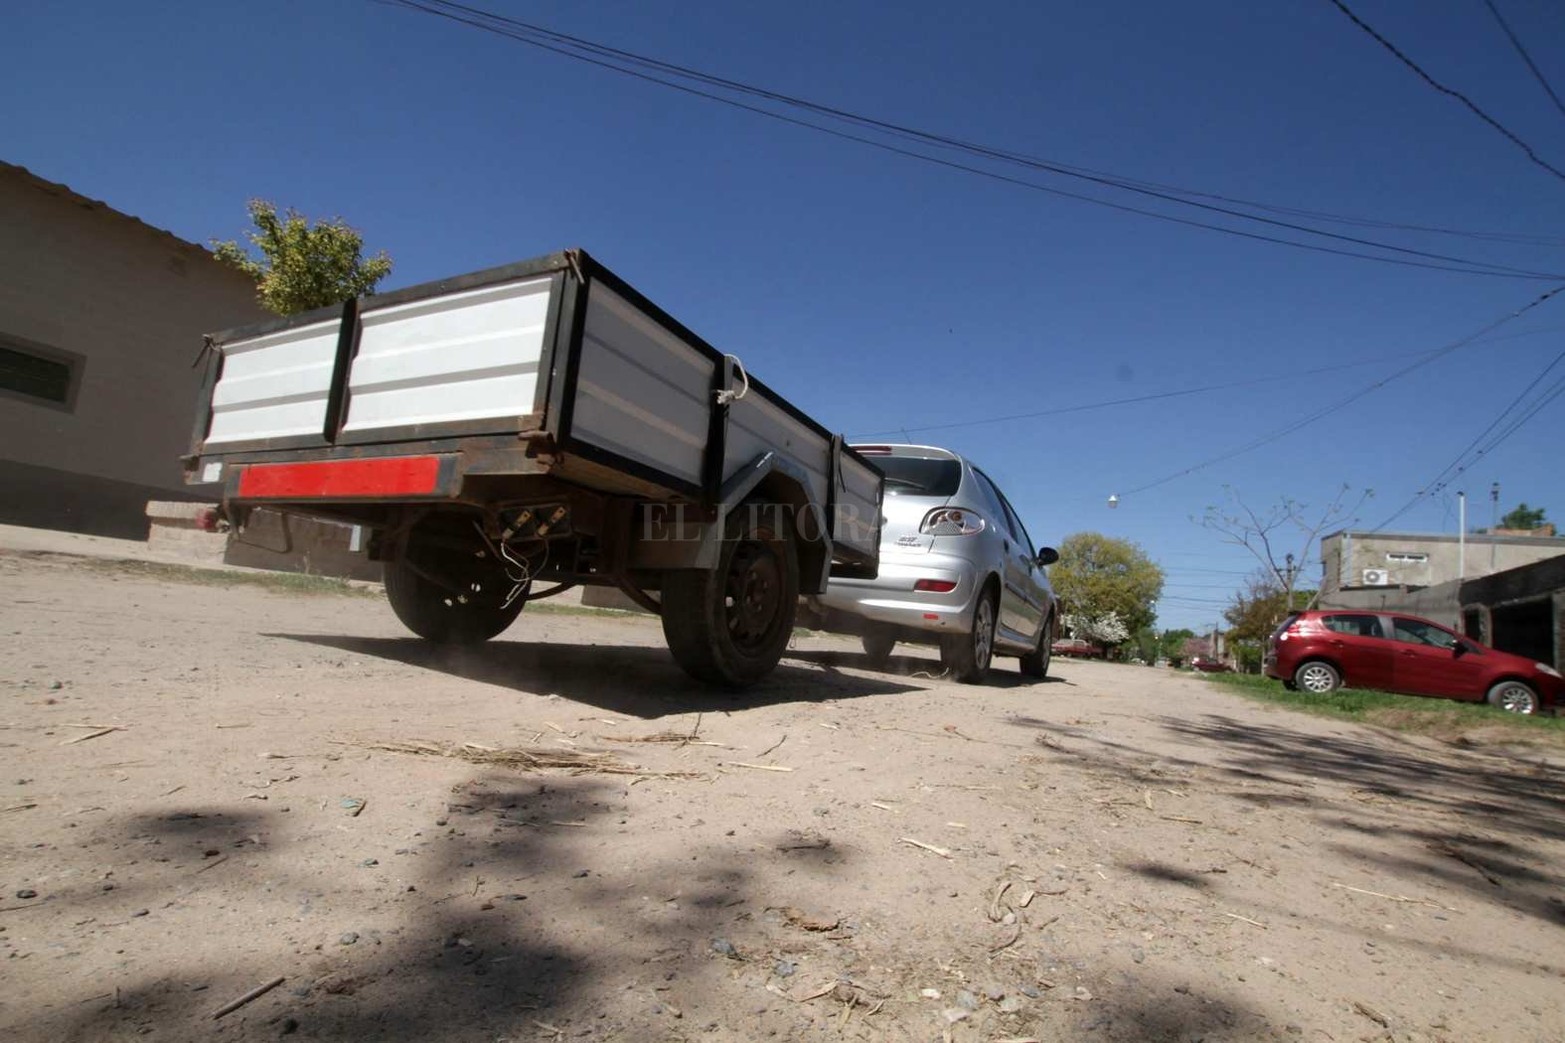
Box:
346, 739, 703, 779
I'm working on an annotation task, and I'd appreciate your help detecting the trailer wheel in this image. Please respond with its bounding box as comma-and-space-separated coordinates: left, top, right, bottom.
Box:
384, 519, 527, 645
661, 501, 799, 688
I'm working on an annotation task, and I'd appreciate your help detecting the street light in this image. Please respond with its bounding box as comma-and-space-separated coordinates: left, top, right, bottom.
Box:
1107, 494, 1119, 509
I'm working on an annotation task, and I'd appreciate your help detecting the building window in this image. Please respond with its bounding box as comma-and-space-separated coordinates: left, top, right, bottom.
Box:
1385, 552, 1428, 564
0, 336, 82, 411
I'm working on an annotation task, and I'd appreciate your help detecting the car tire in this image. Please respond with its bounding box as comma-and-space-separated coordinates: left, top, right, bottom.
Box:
940, 586, 997, 684
661, 501, 799, 689
1019, 613, 1052, 680
1293, 660, 1340, 695
861, 629, 896, 668
1486, 679, 1539, 715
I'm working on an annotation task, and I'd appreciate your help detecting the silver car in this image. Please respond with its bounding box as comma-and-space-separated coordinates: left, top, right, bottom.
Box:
809, 444, 1058, 683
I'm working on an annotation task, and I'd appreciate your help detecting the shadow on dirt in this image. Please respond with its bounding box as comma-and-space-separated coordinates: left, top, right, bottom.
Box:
264, 634, 921, 717
31, 775, 814, 1042
1016, 709, 1565, 928
1055, 974, 1286, 1042
787, 648, 1071, 687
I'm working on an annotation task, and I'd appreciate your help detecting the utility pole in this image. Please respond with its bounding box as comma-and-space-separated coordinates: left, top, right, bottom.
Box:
1490, 481, 1500, 571
1458, 491, 1466, 581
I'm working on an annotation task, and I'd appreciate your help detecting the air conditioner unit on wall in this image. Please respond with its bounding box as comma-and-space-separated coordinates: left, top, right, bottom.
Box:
1362, 568, 1390, 586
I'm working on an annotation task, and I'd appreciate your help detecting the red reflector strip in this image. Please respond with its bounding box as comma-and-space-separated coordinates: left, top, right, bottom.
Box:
914, 579, 958, 593
237, 457, 444, 499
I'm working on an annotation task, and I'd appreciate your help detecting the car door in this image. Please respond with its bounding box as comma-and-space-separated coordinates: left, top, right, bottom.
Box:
972, 468, 1043, 644
1317, 613, 1396, 690
1388, 616, 1487, 701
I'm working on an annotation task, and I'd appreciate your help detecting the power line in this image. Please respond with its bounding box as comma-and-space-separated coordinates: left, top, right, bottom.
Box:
1374, 347, 1565, 529
850, 326, 1563, 439
1326, 0, 1565, 185
387, 0, 1565, 281
1120, 283, 1565, 496
1482, 0, 1565, 125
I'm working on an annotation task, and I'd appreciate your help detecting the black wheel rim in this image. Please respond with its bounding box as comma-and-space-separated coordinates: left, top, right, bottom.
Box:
725, 539, 783, 655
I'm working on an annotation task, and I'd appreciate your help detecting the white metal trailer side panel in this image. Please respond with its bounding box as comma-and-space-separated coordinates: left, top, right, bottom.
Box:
725, 393, 829, 501
341, 277, 553, 433
204, 320, 340, 444
835, 454, 883, 557
573, 283, 712, 486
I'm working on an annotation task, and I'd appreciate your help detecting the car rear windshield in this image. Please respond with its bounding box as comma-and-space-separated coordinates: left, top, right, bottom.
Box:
1269, 613, 1301, 640
874, 456, 962, 497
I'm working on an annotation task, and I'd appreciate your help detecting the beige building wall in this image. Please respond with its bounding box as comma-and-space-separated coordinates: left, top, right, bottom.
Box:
1320, 530, 1565, 593
0, 163, 266, 537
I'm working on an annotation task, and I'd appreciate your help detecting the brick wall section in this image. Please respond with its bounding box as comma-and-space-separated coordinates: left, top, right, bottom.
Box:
0, 162, 266, 535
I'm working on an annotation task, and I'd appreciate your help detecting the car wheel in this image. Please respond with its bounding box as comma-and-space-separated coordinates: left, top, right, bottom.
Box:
1293, 660, 1340, 695
1486, 680, 1539, 715
1019, 613, 1052, 680
861, 629, 895, 668
940, 587, 997, 684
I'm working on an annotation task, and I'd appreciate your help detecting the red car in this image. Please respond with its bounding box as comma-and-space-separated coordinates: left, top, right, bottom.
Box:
1051, 637, 1104, 659
1264, 610, 1562, 715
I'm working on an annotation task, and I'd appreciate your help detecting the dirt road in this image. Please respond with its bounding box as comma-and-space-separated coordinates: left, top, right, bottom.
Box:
3, 551, 1563, 1042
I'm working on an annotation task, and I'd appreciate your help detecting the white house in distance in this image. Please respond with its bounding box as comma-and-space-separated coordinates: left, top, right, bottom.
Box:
0, 160, 266, 538
1321, 527, 1564, 594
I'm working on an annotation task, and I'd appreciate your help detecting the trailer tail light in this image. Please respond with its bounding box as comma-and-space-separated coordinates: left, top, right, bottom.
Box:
921, 508, 985, 536
914, 578, 958, 593
236, 456, 447, 499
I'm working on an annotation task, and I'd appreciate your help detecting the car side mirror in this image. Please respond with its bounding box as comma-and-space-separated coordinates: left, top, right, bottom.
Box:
1035, 547, 1059, 567
1453, 641, 1469, 658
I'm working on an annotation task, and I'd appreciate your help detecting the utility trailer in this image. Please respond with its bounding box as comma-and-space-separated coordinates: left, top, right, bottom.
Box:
184, 250, 883, 687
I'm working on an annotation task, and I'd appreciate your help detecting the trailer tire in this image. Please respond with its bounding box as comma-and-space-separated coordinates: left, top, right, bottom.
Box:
384, 521, 527, 646
661, 501, 799, 688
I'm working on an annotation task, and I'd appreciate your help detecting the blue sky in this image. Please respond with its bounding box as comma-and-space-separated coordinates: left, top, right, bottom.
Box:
7, 0, 1565, 631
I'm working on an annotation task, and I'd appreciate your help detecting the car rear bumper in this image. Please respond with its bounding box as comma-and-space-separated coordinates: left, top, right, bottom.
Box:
814, 551, 984, 635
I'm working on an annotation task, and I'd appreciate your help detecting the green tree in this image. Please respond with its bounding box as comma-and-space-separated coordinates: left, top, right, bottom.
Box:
1224, 573, 1313, 673
213, 200, 393, 316
1051, 532, 1164, 639
1159, 627, 1195, 665
1499, 503, 1547, 530
1223, 573, 1314, 646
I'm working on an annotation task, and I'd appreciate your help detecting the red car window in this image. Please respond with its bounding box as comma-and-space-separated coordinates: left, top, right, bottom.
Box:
1321, 613, 1384, 638
1390, 618, 1458, 649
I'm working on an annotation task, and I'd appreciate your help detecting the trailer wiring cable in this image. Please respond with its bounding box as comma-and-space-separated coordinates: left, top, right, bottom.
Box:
471, 519, 549, 608
385, 0, 1565, 282
1326, 0, 1565, 186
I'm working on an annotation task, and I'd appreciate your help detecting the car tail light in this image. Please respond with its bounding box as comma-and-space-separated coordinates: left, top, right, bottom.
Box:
921, 508, 985, 536
914, 578, 958, 593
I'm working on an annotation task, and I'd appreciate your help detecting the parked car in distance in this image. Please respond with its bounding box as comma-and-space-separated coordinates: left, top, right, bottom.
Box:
1051, 637, 1104, 659
1264, 610, 1562, 714
805, 444, 1058, 684
1189, 656, 1234, 673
